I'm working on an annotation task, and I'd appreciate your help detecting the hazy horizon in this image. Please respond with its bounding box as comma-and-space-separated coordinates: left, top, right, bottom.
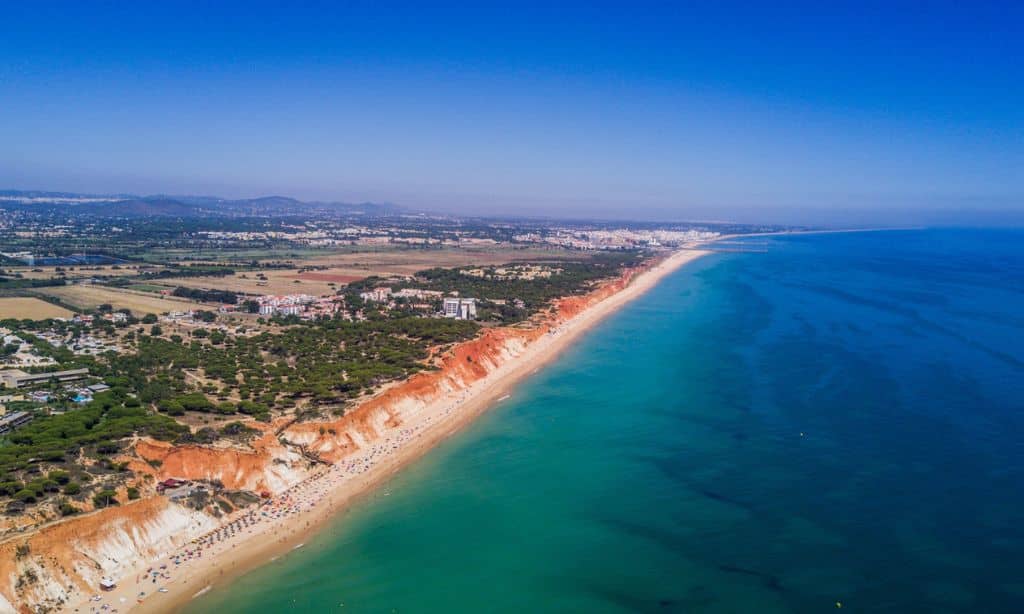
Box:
2, 3, 1021, 226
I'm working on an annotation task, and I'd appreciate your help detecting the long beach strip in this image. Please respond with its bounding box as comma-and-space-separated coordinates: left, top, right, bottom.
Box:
76, 248, 708, 614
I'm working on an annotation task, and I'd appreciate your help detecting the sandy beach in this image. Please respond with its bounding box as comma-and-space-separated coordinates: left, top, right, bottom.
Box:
70, 248, 708, 614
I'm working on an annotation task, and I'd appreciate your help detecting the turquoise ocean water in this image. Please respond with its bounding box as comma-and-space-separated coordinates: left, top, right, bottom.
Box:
193, 229, 1024, 613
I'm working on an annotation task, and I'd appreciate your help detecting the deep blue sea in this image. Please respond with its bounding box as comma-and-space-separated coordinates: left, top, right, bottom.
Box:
194, 229, 1024, 613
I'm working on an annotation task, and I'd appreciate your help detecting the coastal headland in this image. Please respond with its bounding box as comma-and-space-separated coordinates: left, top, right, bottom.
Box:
1, 248, 708, 613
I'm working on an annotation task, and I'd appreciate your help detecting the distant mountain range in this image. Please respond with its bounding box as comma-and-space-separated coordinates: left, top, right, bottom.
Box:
0, 190, 402, 218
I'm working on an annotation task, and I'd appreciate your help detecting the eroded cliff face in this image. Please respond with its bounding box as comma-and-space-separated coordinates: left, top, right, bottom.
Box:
279, 262, 647, 461
0, 497, 217, 613
134, 435, 304, 493
283, 325, 544, 460
554, 263, 640, 320
0, 262, 651, 612
137, 262, 644, 492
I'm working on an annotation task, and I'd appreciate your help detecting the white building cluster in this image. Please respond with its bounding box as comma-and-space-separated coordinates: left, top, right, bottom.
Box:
359, 287, 444, 303
460, 265, 560, 280
196, 226, 394, 247
513, 228, 719, 250
394, 288, 443, 300
257, 294, 314, 316
357, 285, 476, 320
257, 294, 343, 319
0, 332, 55, 367
34, 330, 120, 356
359, 287, 392, 303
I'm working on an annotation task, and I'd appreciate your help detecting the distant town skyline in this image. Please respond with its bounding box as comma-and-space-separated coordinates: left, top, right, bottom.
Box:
2, 2, 1021, 225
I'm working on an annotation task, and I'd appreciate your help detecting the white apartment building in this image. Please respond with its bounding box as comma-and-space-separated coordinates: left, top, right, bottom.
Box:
442, 297, 477, 320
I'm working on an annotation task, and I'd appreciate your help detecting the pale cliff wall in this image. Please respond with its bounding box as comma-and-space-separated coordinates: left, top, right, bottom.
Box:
0, 497, 217, 613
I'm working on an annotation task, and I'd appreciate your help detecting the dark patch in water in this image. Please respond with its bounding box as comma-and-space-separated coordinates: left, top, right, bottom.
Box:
718, 564, 784, 592
787, 281, 1024, 368
582, 583, 682, 613
726, 399, 752, 414
695, 487, 755, 512
640, 455, 689, 485
596, 517, 688, 553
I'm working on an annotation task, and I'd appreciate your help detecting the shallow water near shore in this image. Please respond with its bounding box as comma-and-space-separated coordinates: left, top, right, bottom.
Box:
192, 229, 1024, 613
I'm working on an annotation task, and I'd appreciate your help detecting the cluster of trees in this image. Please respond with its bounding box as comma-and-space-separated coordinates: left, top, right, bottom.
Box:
0, 250, 640, 516
33, 312, 473, 454
10, 330, 77, 365
0, 317, 69, 332
137, 265, 237, 280
0, 390, 186, 473
385, 253, 642, 323
0, 470, 72, 503
0, 277, 66, 289
171, 286, 239, 304
158, 394, 271, 421
0, 388, 187, 511
175, 421, 260, 448
241, 299, 260, 313
93, 314, 478, 420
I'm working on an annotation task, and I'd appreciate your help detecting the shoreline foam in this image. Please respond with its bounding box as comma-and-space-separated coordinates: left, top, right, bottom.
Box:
65, 248, 709, 614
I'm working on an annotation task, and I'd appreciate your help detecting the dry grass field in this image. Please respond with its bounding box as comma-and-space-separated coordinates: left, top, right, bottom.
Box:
37, 285, 202, 315
155, 247, 590, 297
8, 265, 164, 280
154, 268, 357, 296
0, 297, 74, 319
303, 246, 590, 276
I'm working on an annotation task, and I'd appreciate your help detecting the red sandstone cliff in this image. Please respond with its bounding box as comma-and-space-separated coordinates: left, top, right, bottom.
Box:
0, 260, 653, 612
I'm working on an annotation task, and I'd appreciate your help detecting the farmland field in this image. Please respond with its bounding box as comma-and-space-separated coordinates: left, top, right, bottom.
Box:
37, 285, 202, 314
0, 297, 74, 319
126, 283, 170, 293
302, 246, 591, 276
138, 247, 337, 264
156, 246, 589, 296
9, 264, 163, 280
155, 268, 358, 296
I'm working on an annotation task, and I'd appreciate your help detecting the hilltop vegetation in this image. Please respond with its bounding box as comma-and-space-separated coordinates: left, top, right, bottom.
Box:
102, 315, 480, 421
0, 388, 185, 515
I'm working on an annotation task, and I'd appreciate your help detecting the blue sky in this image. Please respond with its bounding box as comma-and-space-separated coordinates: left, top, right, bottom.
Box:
1, 2, 1021, 224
